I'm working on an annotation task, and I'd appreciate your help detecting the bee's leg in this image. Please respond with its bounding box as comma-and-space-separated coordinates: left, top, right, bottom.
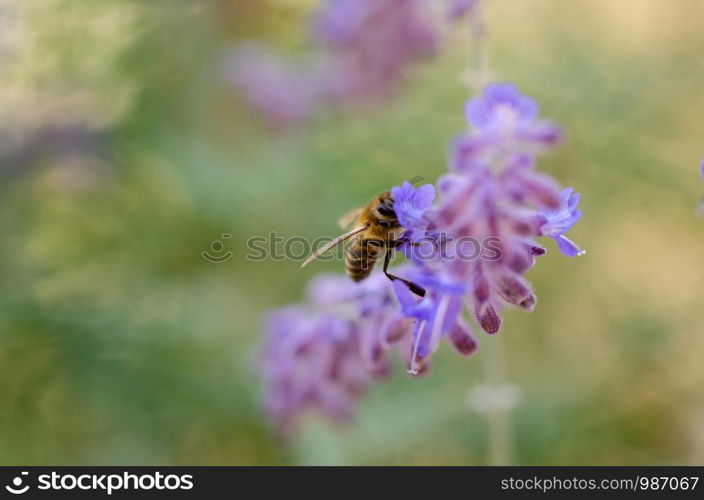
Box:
392, 238, 423, 249
382, 247, 426, 297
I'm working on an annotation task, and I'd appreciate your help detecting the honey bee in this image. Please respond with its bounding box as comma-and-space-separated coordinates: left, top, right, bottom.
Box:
301, 187, 426, 297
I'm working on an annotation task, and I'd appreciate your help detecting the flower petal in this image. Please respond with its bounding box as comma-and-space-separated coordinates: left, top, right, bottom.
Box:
555, 234, 584, 257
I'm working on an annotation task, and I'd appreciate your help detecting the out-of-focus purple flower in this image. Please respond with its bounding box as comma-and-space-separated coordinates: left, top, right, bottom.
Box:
315, 0, 436, 55
314, 0, 437, 102
447, 0, 479, 20
225, 45, 319, 130
462, 82, 562, 151
537, 187, 585, 257
260, 273, 412, 435
259, 83, 584, 437
390, 181, 436, 232
261, 306, 370, 437
465, 82, 538, 130
228, 0, 438, 129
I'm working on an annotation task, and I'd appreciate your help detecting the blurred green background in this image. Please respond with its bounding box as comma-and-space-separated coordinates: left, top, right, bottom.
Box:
1, 0, 703, 465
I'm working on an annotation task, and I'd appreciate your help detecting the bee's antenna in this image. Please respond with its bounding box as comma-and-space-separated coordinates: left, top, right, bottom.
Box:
408, 175, 424, 186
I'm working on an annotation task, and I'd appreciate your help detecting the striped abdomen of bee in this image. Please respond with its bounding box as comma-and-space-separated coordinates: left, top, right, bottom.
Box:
344, 237, 383, 282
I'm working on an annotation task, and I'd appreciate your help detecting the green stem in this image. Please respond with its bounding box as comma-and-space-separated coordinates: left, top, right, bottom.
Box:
464, 0, 514, 466
468, 0, 490, 93
481, 333, 514, 466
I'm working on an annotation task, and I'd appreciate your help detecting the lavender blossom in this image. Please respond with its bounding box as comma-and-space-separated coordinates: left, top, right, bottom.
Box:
260, 273, 412, 435
390, 83, 583, 345
392, 269, 476, 374
314, 0, 437, 102
455, 83, 562, 162
538, 188, 585, 257
447, 0, 480, 21
390, 181, 436, 233
228, 0, 438, 129
464, 82, 538, 131
225, 45, 319, 130
259, 83, 583, 434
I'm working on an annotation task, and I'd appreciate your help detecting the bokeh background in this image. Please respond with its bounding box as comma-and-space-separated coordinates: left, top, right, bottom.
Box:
1, 0, 703, 465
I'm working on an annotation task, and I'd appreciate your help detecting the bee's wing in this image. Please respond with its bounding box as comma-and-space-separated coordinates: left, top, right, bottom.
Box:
337, 207, 362, 229
300, 226, 366, 268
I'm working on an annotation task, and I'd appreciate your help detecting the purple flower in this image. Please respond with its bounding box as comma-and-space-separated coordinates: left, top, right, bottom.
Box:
465, 82, 537, 130
391, 181, 436, 232
258, 83, 584, 437
447, 0, 479, 20
315, 0, 438, 102
260, 273, 412, 435
313, 0, 368, 46
538, 188, 585, 257
392, 269, 474, 374
225, 45, 318, 130
391, 82, 581, 336
261, 307, 361, 436
230, 0, 438, 129
462, 82, 562, 150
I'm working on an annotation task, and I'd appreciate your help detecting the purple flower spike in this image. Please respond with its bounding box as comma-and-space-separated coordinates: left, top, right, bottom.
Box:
230, 0, 438, 129
260, 273, 413, 436
259, 81, 584, 437
391, 181, 436, 232
390, 82, 581, 341
538, 188, 585, 257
